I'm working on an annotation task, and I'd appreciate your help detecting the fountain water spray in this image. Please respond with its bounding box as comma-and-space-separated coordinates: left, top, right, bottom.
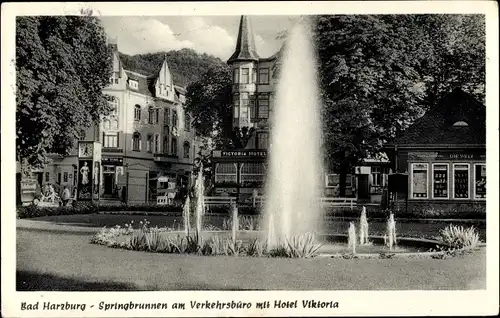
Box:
359, 206, 369, 245
195, 166, 205, 245
386, 213, 397, 250
261, 18, 324, 248
183, 196, 191, 236
231, 202, 239, 243
348, 222, 357, 254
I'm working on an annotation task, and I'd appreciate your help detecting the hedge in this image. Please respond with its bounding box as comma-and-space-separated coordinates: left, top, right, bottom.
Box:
16, 202, 486, 220
17, 202, 182, 219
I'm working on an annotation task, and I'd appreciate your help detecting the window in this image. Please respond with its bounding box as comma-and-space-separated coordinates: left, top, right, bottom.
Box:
241, 68, 249, 84
259, 68, 269, 84
148, 107, 154, 124
129, 79, 138, 90
164, 108, 170, 125
103, 120, 111, 130
132, 132, 141, 151
154, 134, 160, 153
155, 109, 159, 124
371, 167, 382, 186
258, 94, 269, 119
183, 142, 190, 158
257, 132, 268, 149
474, 164, 486, 199
432, 164, 449, 199
252, 68, 257, 83
325, 174, 339, 188
163, 135, 169, 154
453, 163, 470, 199
249, 95, 256, 119
233, 94, 240, 119
240, 162, 265, 186
147, 134, 153, 152
411, 163, 428, 198
103, 133, 118, 148
134, 105, 141, 121
185, 114, 191, 132
63, 172, 68, 183
108, 98, 118, 116
215, 163, 237, 184
233, 68, 240, 84
45, 172, 50, 182
241, 93, 249, 120
453, 121, 469, 127
110, 71, 120, 84
171, 137, 178, 155
172, 110, 178, 127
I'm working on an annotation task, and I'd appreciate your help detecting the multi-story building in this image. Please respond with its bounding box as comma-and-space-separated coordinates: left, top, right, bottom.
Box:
211, 16, 387, 203
34, 39, 200, 205
211, 16, 280, 203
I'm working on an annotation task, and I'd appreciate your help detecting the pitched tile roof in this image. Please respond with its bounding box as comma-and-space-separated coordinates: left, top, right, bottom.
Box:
392, 88, 485, 146
124, 70, 153, 97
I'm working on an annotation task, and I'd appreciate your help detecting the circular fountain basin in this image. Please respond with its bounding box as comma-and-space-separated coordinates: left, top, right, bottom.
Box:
157, 230, 450, 258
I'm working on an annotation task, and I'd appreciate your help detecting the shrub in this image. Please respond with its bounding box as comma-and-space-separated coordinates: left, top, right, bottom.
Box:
202, 236, 243, 256
246, 238, 267, 257
268, 233, 323, 258
439, 224, 480, 250
17, 203, 181, 219
222, 215, 261, 231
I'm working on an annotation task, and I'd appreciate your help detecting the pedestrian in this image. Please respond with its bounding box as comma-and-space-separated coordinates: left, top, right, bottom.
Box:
121, 185, 127, 204
62, 185, 71, 206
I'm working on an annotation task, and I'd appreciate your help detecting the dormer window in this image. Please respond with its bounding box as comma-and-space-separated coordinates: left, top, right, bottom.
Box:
453, 121, 469, 127
129, 80, 138, 90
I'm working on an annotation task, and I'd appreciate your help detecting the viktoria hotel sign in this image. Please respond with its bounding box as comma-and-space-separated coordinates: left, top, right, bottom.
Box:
212, 150, 267, 158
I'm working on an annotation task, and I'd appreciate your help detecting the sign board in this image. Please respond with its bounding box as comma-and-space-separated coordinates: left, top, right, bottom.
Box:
409, 150, 486, 161
102, 157, 124, 166
212, 150, 267, 158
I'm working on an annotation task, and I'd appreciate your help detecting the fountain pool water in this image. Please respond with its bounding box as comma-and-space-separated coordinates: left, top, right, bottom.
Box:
261, 19, 324, 248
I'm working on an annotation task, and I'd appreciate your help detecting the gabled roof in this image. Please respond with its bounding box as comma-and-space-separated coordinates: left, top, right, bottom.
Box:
228, 16, 259, 63
392, 88, 485, 146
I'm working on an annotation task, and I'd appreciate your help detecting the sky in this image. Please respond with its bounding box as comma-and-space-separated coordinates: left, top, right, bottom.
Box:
99, 15, 297, 60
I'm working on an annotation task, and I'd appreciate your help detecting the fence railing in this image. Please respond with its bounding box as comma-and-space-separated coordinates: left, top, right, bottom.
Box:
202, 196, 357, 210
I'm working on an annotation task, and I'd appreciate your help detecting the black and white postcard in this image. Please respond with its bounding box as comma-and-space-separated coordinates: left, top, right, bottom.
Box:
2, 1, 499, 317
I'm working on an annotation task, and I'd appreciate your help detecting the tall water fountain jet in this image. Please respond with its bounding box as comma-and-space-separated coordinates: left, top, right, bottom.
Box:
262, 19, 324, 248
195, 166, 205, 245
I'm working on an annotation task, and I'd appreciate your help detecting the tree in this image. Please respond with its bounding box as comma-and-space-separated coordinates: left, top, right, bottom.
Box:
312, 15, 485, 195
313, 15, 426, 195
16, 15, 113, 168
185, 65, 233, 147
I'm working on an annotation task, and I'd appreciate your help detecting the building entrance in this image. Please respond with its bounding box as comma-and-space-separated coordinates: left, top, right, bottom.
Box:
103, 166, 116, 197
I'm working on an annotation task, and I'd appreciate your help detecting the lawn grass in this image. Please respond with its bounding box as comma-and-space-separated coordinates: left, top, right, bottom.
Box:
16, 229, 486, 291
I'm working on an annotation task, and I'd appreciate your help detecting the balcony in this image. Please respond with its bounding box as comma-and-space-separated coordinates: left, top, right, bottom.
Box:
153, 153, 179, 163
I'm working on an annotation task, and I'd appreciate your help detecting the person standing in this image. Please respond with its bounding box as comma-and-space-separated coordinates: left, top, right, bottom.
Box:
62, 185, 71, 206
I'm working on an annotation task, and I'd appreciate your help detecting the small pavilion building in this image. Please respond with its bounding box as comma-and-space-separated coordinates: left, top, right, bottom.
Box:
386, 88, 486, 214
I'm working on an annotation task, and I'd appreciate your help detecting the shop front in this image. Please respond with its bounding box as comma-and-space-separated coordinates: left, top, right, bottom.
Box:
100, 156, 124, 199
211, 149, 267, 204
